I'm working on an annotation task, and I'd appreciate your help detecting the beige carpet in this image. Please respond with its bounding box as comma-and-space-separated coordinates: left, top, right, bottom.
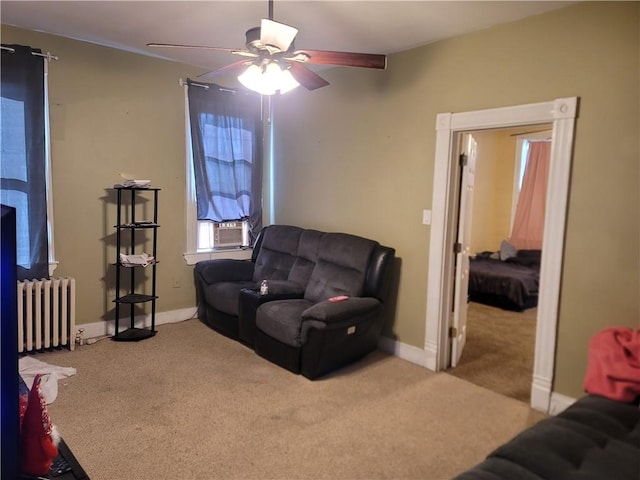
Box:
448, 302, 537, 403
35, 319, 546, 480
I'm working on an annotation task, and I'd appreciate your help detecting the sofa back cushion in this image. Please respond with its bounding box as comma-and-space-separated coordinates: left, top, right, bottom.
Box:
305, 233, 377, 303
287, 229, 323, 288
253, 225, 303, 281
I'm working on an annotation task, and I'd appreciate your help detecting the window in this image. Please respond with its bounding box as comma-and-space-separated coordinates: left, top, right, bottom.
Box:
517, 140, 530, 190
511, 128, 552, 230
0, 45, 56, 279
182, 79, 263, 264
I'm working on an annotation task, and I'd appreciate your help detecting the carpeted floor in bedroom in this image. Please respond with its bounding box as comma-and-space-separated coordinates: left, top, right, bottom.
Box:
448, 301, 537, 403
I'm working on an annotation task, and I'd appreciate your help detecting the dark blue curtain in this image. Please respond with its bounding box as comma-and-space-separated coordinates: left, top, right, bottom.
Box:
187, 78, 263, 240
0, 45, 49, 281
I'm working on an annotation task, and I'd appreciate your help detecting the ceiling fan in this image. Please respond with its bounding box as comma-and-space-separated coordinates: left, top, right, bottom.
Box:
147, 0, 387, 94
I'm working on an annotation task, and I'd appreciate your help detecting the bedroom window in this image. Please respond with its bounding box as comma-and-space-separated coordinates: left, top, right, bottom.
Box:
182, 79, 263, 264
0, 44, 57, 279
511, 128, 552, 230
517, 141, 530, 190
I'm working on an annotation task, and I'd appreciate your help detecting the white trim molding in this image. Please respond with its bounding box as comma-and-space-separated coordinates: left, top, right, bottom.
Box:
378, 336, 429, 367
426, 98, 578, 414
76, 307, 198, 340
183, 83, 197, 260
549, 392, 578, 416
184, 248, 252, 266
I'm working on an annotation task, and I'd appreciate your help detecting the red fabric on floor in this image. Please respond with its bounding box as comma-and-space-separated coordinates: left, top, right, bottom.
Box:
584, 327, 640, 402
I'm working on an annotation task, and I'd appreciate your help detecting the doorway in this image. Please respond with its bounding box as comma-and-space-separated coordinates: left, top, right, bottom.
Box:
449, 126, 551, 403
424, 98, 578, 413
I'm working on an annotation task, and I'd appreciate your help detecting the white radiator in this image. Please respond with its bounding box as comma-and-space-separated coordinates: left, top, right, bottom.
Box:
17, 277, 76, 353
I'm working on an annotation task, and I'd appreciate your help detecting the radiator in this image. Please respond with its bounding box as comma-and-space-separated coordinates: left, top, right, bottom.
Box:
17, 277, 76, 353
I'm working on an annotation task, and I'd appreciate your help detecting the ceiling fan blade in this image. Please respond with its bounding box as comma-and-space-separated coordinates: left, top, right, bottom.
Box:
291, 49, 387, 69
287, 62, 330, 91
198, 60, 252, 79
260, 19, 298, 52
147, 42, 238, 53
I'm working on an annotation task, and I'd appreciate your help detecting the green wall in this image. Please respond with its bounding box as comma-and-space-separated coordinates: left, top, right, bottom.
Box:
273, 2, 640, 398
2, 2, 638, 399
1, 25, 204, 329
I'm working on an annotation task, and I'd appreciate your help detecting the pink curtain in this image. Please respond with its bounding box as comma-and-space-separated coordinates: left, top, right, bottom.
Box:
509, 140, 551, 250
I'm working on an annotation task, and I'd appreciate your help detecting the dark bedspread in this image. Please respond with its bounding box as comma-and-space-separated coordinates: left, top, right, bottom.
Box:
469, 254, 540, 311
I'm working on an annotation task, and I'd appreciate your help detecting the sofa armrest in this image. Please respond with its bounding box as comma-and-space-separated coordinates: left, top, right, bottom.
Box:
195, 259, 255, 285
300, 297, 383, 346
302, 297, 382, 324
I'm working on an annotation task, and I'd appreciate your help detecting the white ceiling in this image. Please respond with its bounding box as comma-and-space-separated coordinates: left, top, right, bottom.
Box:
1, 1, 574, 74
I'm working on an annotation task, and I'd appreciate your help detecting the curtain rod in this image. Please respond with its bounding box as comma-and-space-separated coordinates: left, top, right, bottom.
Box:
179, 78, 208, 90
179, 78, 242, 94
1, 46, 59, 61
510, 128, 551, 137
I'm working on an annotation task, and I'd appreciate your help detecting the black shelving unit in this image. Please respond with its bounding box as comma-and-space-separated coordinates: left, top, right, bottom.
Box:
112, 186, 160, 342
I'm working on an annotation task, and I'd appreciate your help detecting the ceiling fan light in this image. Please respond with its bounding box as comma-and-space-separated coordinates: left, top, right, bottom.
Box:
278, 68, 300, 94
264, 61, 284, 90
237, 61, 299, 95
238, 63, 275, 95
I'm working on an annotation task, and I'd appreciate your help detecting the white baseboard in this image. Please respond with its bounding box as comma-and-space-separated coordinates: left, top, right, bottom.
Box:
378, 335, 431, 369
548, 392, 577, 415
423, 339, 438, 371
76, 307, 198, 341
530, 375, 552, 413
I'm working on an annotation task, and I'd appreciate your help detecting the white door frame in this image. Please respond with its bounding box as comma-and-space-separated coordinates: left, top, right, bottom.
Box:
424, 98, 578, 413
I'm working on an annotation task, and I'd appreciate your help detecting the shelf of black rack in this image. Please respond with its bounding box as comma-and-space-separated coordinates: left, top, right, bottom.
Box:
112, 327, 156, 342
114, 186, 158, 190
115, 223, 160, 229
114, 260, 159, 268
113, 293, 158, 304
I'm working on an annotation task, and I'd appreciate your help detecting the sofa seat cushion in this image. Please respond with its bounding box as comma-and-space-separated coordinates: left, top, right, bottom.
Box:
256, 299, 313, 347
204, 280, 256, 316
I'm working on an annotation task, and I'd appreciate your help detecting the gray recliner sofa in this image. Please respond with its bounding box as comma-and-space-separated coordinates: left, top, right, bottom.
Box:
193, 224, 395, 379
454, 393, 640, 480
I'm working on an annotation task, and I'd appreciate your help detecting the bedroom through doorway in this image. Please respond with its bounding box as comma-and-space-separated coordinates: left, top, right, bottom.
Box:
427, 97, 578, 413
448, 125, 551, 403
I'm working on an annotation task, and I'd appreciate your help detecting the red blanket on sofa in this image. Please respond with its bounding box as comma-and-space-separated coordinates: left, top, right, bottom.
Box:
584, 327, 640, 402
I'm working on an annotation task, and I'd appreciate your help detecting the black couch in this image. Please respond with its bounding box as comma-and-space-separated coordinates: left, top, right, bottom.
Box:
193, 224, 395, 379
454, 394, 640, 480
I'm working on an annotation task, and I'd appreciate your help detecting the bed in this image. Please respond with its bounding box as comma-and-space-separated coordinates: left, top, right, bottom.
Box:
468, 248, 541, 311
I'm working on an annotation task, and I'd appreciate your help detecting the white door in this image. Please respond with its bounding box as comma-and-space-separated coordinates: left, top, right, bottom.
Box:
450, 134, 477, 367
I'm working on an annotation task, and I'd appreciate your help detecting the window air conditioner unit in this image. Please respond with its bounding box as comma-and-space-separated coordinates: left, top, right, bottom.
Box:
214, 221, 249, 248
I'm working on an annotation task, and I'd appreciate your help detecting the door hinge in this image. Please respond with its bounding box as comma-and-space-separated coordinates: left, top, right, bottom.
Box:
449, 326, 458, 338
454, 242, 462, 254
459, 153, 468, 167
